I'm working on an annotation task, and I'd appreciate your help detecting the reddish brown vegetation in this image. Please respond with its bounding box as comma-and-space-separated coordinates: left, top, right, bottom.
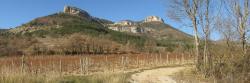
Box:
0, 53, 193, 76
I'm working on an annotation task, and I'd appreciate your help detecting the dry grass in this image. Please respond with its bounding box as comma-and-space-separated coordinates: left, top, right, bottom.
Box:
173, 66, 215, 83
0, 71, 130, 83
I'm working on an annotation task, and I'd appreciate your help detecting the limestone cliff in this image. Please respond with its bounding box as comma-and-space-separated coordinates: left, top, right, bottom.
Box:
144, 16, 164, 23
63, 6, 113, 25
63, 6, 91, 18
106, 16, 165, 33
108, 20, 141, 33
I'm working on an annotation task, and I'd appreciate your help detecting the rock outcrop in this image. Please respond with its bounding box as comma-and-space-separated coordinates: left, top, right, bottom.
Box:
63, 6, 91, 18
107, 16, 164, 33
114, 20, 135, 26
63, 6, 113, 25
144, 16, 164, 23
108, 20, 142, 33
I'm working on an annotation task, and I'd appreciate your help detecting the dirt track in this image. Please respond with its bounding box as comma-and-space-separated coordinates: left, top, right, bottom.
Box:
129, 66, 192, 83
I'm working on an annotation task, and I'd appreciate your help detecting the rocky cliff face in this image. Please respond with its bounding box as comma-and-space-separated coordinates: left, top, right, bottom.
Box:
63, 6, 113, 25
114, 20, 135, 26
63, 6, 91, 18
108, 20, 141, 33
144, 16, 164, 23
107, 16, 164, 33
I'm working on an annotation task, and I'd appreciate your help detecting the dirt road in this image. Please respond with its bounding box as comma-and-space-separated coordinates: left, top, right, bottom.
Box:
129, 66, 192, 83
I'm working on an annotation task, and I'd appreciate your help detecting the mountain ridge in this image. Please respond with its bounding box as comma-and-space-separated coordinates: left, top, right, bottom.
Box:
8, 6, 192, 43
107, 17, 192, 40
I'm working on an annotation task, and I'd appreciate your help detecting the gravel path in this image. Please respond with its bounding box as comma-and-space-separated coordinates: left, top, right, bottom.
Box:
129, 66, 191, 83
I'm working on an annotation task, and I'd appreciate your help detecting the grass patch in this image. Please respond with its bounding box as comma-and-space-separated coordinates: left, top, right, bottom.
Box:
55, 73, 131, 83
0, 72, 132, 83
172, 66, 214, 83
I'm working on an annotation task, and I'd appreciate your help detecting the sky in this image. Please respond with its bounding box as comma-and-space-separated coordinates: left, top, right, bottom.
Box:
0, 0, 219, 40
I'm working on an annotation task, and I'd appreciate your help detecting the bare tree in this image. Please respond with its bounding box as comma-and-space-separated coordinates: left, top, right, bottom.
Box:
167, 0, 202, 70
216, 17, 239, 61
199, 0, 223, 69
199, 0, 211, 66
217, 17, 237, 46
228, 0, 249, 55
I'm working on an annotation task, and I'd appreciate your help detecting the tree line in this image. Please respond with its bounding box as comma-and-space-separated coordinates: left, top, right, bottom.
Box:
167, 0, 249, 82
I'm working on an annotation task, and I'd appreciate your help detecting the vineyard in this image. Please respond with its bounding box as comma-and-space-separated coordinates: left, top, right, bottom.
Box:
0, 53, 193, 82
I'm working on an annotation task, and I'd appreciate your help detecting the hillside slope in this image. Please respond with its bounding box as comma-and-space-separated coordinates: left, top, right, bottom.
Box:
140, 22, 192, 40
3, 6, 193, 56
